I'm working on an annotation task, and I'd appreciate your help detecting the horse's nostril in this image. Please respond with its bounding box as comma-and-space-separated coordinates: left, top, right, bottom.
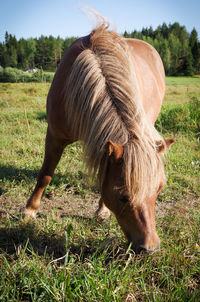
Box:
140, 242, 160, 253
135, 246, 145, 254
139, 246, 154, 254
130, 242, 145, 254
133, 245, 156, 254
131, 237, 160, 254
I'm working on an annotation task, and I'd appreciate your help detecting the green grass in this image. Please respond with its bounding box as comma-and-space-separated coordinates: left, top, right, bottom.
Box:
165, 76, 200, 104
0, 78, 200, 301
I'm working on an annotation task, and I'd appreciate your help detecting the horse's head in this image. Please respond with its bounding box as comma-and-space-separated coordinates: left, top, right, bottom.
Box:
101, 139, 174, 253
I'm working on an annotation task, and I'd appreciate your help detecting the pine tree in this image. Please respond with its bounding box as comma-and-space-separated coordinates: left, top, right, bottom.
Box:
189, 28, 200, 72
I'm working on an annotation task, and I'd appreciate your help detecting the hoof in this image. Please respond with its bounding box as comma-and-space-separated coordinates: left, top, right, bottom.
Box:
20, 207, 37, 219
95, 207, 111, 221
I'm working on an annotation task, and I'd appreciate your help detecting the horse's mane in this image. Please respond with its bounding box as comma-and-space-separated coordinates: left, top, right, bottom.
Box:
64, 16, 165, 203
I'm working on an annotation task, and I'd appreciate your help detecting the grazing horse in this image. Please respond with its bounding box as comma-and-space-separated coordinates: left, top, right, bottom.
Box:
22, 20, 174, 252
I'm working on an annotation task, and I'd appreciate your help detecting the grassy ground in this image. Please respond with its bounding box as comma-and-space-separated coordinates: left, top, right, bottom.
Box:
165, 76, 200, 104
0, 77, 199, 301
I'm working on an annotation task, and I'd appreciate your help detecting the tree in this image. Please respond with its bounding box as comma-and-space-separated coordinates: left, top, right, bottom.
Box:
159, 40, 171, 74
189, 28, 200, 72
160, 23, 169, 39
0, 43, 7, 67
168, 33, 181, 75
26, 38, 36, 68
3, 32, 18, 67
56, 36, 63, 64
17, 39, 27, 69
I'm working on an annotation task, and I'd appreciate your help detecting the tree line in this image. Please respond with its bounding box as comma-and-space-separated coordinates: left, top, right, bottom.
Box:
0, 32, 77, 72
0, 22, 200, 76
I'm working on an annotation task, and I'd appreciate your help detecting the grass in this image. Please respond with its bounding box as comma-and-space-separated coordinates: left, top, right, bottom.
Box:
0, 77, 200, 301
165, 76, 200, 104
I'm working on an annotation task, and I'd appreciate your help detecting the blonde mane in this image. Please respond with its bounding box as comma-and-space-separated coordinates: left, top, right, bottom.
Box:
64, 20, 165, 203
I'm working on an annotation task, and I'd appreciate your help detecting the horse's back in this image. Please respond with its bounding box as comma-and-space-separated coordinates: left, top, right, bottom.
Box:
125, 38, 165, 123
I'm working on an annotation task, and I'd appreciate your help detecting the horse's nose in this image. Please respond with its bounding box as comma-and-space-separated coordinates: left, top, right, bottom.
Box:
138, 235, 160, 253
131, 234, 160, 253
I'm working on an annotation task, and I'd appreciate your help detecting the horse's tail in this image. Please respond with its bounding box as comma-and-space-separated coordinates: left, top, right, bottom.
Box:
64, 15, 165, 202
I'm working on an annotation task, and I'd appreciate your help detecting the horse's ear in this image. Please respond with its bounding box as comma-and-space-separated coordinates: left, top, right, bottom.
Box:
156, 139, 175, 153
105, 140, 123, 161
165, 138, 176, 148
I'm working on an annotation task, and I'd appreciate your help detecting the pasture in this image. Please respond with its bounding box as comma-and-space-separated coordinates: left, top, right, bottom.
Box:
0, 77, 199, 301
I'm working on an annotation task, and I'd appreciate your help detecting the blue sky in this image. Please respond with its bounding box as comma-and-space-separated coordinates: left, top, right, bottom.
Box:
0, 0, 200, 42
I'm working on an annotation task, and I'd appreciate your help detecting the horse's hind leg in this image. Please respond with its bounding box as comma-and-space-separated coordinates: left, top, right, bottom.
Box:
22, 128, 69, 218
95, 198, 110, 220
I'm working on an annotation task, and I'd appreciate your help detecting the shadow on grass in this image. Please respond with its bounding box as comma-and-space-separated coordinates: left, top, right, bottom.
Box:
0, 217, 127, 263
0, 165, 39, 183
0, 221, 66, 259
0, 164, 97, 196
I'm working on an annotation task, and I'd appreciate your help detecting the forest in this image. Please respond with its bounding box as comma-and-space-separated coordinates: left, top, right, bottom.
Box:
0, 22, 200, 76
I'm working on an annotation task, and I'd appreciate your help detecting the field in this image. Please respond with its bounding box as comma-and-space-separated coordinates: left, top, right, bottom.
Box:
0, 77, 199, 301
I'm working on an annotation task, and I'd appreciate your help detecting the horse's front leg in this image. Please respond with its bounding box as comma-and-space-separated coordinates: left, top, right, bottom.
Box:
95, 198, 111, 220
22, 128, 68, 218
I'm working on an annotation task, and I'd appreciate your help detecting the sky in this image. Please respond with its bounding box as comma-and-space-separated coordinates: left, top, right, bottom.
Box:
0, 0, 200, 42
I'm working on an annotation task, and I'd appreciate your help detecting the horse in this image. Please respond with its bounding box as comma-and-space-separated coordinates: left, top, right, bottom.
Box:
22, 17, 174, 252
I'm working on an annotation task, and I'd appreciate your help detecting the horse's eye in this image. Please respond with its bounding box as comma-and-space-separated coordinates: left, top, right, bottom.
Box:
119, 196, 129, 203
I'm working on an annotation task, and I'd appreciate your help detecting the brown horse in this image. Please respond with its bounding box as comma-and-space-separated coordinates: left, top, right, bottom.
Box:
22, 19, 174, 252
